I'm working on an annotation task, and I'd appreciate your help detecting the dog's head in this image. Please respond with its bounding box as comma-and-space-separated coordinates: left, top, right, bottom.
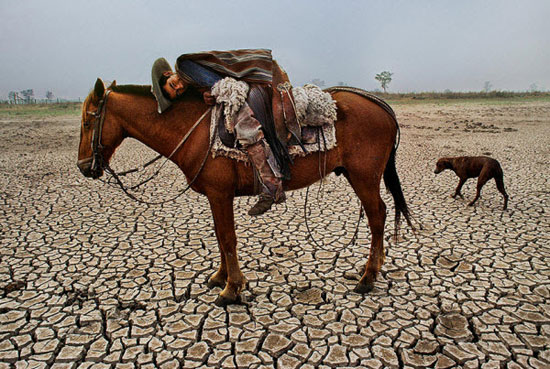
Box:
434, 158, 452, 174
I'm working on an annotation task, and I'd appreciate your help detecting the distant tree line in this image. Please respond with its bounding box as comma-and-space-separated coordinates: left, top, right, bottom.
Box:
7, 89, 58, 104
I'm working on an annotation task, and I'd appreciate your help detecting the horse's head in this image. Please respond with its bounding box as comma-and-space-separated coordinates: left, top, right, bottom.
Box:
77, 78, 122, 179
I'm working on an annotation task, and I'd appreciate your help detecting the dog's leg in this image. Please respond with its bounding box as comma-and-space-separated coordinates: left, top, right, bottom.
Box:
453, 178, 467, 198
469, 170, 491, 206
495, 176, 509, 210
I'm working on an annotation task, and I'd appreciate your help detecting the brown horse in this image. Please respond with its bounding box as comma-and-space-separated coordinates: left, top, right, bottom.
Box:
77, 78, 413, 305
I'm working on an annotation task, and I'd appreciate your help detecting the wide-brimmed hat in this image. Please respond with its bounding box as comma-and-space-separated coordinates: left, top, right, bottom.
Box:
151, 57, 173, 113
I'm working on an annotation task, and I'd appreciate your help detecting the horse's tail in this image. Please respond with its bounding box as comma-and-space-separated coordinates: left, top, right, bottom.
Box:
383, 144, 416, 240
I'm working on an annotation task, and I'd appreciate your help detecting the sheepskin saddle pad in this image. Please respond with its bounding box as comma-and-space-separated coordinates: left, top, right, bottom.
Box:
209, 78, 338, 163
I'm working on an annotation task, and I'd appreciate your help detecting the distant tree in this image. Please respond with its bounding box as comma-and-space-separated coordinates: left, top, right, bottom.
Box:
337, 81, 348, 86
20, 89, 34, 104
46, 91, 55, 101
311, 78, 325, 87
529, 83, 538, 92
375, 71, 393, 92
8, 91, 19, 104
483, 81, 492, 93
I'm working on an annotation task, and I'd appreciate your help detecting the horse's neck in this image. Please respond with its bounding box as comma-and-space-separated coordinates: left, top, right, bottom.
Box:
114, 94, 201, 158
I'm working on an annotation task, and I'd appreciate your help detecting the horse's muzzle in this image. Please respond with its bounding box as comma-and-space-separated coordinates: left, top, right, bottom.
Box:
77, 158, 102, 179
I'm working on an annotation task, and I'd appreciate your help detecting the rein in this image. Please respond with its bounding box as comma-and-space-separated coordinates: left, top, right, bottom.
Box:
113, 107, 212, 191
103, 107, 213, 205
278, 86, 362, 249
87, 90, 213, 205
303, 126, 363, 250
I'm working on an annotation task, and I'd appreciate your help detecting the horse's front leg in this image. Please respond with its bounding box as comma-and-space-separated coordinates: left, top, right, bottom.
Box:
207, 195, 247, 305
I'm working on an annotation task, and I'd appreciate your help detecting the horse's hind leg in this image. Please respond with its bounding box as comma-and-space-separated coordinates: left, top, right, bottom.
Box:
346, 173, 387, 293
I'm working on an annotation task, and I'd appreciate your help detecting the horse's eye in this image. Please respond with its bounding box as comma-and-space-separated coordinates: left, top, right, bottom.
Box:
83, 110, 97, 129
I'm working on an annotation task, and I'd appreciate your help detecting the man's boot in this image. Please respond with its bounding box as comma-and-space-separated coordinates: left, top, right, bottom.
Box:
246, 140, 285, 216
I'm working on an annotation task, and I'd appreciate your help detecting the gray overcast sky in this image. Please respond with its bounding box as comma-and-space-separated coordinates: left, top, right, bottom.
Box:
1, 0, 549, 99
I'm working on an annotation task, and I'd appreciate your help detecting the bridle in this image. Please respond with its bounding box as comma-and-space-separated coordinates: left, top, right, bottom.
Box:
79, 89, 214, 204
90, 90, 111, 176
78, 90, 111, 178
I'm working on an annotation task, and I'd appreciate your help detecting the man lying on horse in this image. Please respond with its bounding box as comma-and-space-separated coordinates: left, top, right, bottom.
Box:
151, 49, 292, 216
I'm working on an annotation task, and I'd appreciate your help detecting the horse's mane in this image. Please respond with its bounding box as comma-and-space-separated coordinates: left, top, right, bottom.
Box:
110, 84, 155, 98
110, 84, 203, 101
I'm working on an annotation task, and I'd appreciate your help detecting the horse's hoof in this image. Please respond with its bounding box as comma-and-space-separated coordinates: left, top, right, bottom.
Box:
207, 278, 226, 289
343, 271, 360, 281
354, 282, 374, 294
214, 294, 241, 307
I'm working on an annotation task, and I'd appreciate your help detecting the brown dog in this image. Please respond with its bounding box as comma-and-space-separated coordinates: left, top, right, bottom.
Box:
434, 156, 509, 210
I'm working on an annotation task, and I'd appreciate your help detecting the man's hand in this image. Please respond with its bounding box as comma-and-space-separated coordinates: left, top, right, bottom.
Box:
203, 91, 216, 106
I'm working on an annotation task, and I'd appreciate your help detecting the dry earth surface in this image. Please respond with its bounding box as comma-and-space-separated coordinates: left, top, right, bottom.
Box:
0, 99, 549, 368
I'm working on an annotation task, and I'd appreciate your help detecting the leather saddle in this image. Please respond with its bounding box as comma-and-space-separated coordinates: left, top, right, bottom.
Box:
216, 60, 303, 180
216, 83, 296, 180
217, 60, 300, 145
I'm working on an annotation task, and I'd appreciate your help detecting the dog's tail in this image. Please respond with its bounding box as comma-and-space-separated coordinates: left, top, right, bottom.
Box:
383, 145, 416, 240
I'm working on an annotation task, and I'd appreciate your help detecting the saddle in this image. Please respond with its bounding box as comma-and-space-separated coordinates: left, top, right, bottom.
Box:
216, 83, 294, 180
211, 85, 338, 164
213, 61, 338, 176
216, 59, 300, 146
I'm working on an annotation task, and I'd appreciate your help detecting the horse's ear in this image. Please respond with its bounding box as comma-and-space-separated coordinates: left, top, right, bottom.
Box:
108, 80, 117, 88
94, 78, 105, 98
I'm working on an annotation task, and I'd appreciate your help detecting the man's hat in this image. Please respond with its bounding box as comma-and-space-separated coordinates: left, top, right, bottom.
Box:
151, 57, 173, 113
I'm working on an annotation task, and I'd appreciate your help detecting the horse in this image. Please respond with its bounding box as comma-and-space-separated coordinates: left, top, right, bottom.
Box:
77, 78, 414, 305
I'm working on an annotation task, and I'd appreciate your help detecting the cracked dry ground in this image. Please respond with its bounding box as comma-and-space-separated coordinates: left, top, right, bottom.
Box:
0, 100, 549, 368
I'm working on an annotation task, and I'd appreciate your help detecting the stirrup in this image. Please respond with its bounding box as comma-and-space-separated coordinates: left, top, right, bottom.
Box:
248, 195, 275, 216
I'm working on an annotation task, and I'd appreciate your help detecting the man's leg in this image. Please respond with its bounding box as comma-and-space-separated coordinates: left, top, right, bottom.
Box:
234, 103, 285, 215
246, 140, 285, 215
